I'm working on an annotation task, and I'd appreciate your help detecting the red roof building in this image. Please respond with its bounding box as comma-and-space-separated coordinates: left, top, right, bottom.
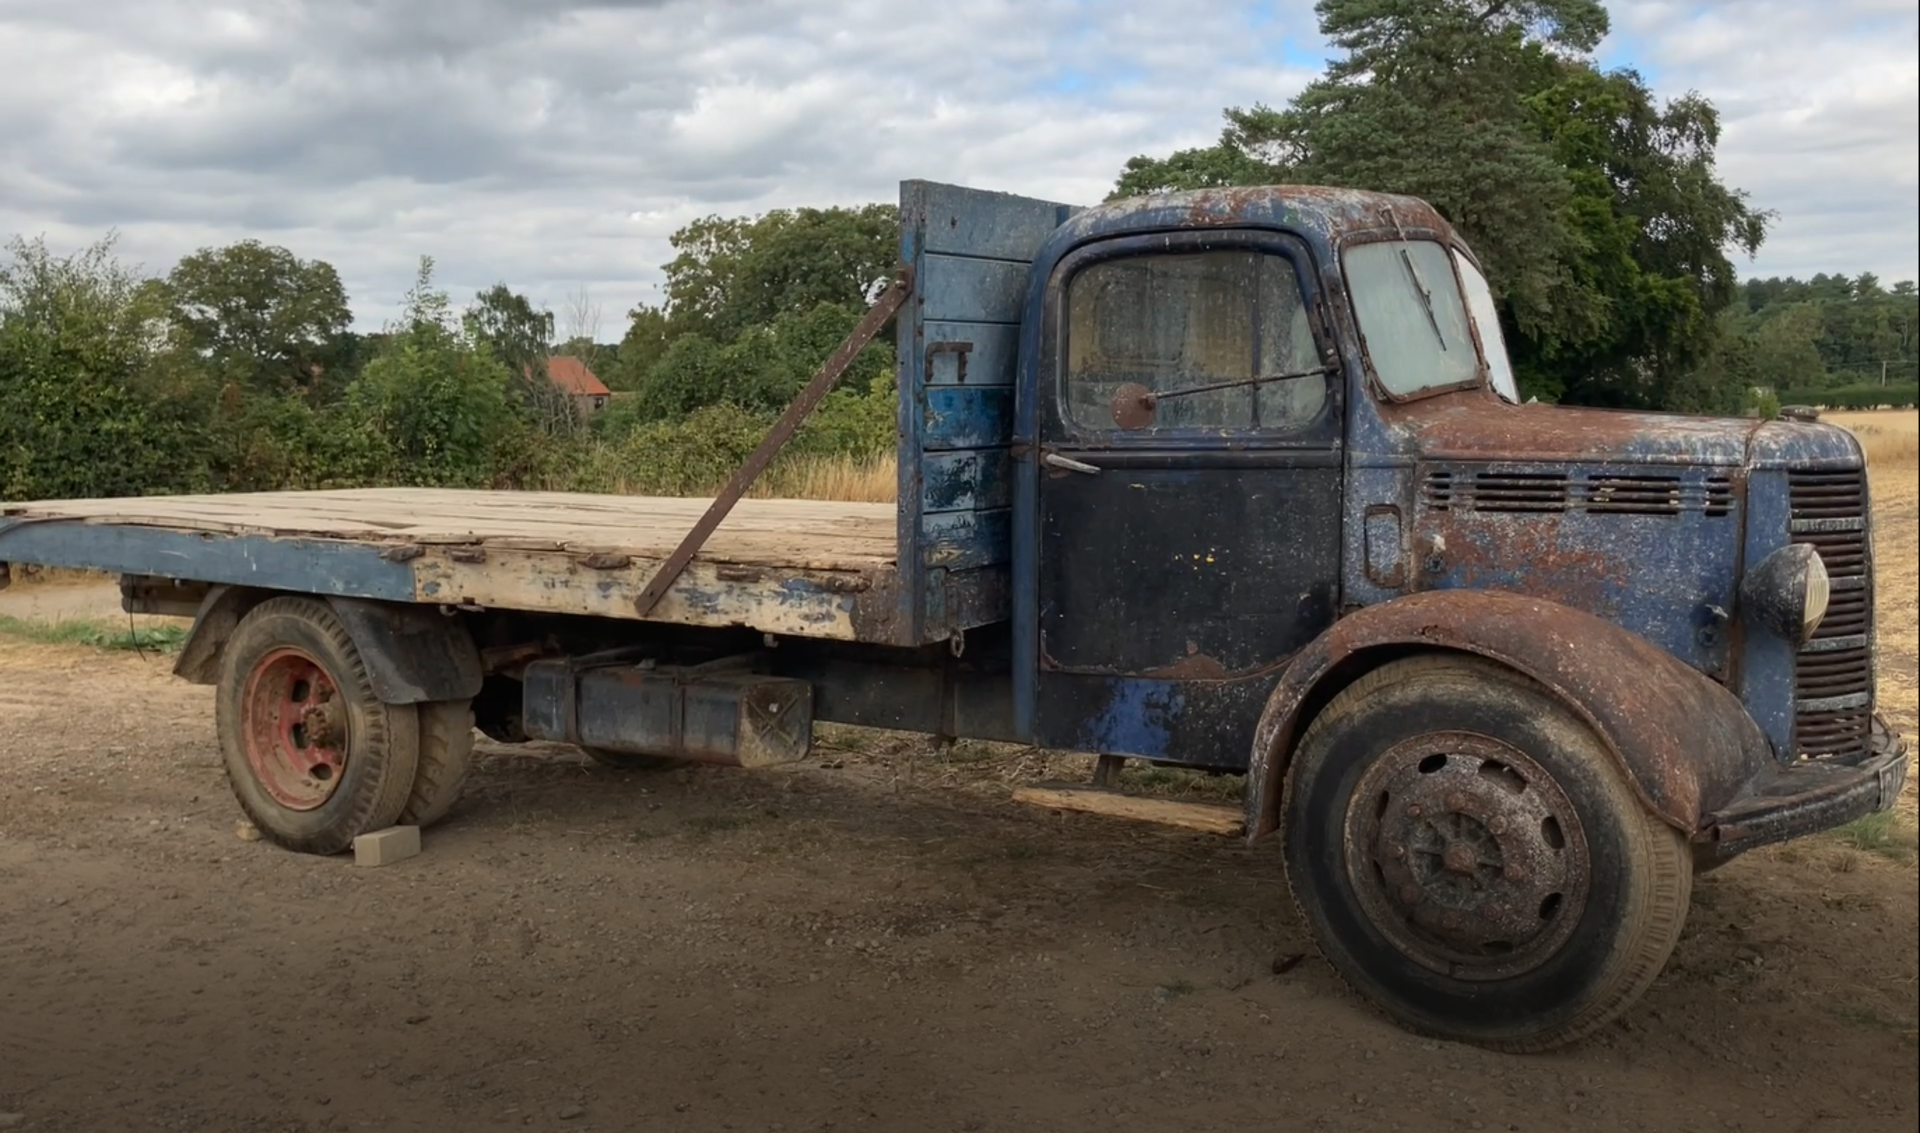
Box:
529, 356, 612, 418
543, 356, 611, 397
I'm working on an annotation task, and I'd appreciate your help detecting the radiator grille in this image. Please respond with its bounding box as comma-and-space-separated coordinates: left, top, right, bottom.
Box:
1789, 469, 1874, 760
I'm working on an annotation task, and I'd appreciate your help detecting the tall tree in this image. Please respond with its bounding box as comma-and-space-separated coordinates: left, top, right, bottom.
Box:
161, 239, 352, 397
346, 258, 525, 488
659, 205, 897, 341
1112, 0, 1770, 409
464, 283, 555, 377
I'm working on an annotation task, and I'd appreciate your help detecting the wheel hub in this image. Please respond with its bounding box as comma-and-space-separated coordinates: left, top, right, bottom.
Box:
240, 648, 350, 811
1345, 732, 1590, 980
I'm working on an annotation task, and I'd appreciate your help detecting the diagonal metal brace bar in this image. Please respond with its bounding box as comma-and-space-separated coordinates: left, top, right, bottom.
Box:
631, 264, 915, 618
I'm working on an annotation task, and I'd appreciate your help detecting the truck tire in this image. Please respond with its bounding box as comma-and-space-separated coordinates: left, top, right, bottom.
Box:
215, 597, 421, 855
1281, 654, 1691, 1052
399, 701, 476, 828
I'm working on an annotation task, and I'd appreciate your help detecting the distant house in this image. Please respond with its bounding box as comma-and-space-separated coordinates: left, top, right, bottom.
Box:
533, 356, 612, 418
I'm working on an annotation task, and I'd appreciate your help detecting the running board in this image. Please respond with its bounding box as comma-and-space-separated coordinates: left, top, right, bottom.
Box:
1011, 783, 1245, 836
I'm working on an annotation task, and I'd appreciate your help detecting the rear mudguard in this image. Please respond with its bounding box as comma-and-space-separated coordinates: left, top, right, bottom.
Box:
1243, 590, 1774, 842
174, 587, 482, 705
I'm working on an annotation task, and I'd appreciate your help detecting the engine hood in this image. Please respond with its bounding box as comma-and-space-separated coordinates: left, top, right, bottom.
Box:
1392, 393, 1864, 469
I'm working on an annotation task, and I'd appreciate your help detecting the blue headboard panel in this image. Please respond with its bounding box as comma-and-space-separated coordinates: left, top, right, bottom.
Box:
895, 179, 1077, 644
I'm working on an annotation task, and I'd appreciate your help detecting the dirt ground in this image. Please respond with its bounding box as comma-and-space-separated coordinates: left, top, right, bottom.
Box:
3, 428, 1916, 1133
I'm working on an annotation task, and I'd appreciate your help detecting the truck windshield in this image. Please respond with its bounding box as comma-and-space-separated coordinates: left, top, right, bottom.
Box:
1343, 238, 1483, 398
1454, 254, 1520, 403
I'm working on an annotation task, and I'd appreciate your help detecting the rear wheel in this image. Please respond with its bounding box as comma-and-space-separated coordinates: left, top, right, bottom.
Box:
215, 597, 420, 855
399, 700, 476, 828
1282, 654, 1691, 1052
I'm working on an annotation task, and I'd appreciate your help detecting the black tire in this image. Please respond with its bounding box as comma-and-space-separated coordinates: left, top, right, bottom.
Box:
399, 700, 476, 828
1282, 654, 1691, 1052
215, 597, 421, 855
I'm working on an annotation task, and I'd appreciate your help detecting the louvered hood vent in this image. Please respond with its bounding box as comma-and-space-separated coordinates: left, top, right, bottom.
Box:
1423, 469, 1733, 517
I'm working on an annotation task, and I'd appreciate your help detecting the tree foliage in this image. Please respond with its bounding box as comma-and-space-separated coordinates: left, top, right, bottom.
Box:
605, 203, 900, 444
345, 259, 526, 487
660, 205, 897, 341
0, 233, 208, 500
161, 239, 352, 398
1113, 0, 1772, 409
464, 283, 555, 378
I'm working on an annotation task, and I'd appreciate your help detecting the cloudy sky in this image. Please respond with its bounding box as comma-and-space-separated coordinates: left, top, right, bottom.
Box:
2, 0, 1914, 332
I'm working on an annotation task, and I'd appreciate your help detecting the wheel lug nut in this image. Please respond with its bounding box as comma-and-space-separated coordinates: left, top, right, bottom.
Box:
1406, 804, 1424, 818
1389, 845, 1406, 860
1445, 792, 1466, 811
1486, 816, 1508, 835
1399, 885, 1421, 904
1504, 864, 1524, 882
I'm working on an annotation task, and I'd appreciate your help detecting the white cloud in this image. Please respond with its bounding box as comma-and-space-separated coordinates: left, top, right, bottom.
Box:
1605, 1, 1919, 284
0, 0, 1911, 333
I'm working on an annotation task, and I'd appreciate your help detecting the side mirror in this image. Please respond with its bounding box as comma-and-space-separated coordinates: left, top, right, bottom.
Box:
1110, 382, 1158, 430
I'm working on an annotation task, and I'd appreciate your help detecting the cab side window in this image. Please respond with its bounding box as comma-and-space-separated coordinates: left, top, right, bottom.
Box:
1063, 249, 1325, 435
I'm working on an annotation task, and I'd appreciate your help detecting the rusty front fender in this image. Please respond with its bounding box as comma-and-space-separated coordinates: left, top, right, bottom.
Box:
1243, 590, 1774, 843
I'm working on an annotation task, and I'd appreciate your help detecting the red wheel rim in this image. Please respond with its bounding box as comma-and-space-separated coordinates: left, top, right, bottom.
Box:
241, 647, 350, 811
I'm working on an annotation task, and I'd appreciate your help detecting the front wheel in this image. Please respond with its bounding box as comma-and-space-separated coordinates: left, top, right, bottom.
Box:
1282, 654, 1691, 1052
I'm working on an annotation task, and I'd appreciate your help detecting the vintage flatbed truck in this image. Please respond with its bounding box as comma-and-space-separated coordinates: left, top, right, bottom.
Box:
1, 180, 1908, 1052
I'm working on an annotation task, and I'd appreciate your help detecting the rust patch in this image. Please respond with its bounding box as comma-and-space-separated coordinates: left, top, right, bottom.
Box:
1140, 652, 1233, 680
846, 568, 908, 647
1382, 389, 1768, 467
1416, 511, 1633, 614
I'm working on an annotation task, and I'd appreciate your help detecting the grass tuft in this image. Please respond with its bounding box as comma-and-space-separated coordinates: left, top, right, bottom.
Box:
0, 614, 187, 653
1832, 810, 1918, 863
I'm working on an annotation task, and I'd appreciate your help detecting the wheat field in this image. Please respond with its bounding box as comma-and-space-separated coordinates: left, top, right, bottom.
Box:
1828, 411, 1919, 827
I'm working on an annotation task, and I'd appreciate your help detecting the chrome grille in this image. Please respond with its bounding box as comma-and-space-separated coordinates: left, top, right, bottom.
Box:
1789, 469, 1874, 760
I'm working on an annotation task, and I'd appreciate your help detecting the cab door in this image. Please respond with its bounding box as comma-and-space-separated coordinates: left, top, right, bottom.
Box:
1022, 230, 1344, 763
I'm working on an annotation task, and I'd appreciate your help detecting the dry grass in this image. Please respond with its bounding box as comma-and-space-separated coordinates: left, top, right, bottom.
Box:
1828, 409, 1920, 469
748, 451, 897, 503
1834, 412, 1920, 841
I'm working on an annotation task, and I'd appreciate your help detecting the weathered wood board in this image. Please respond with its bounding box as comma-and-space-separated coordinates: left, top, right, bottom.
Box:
895, 178, 1077, 643
0, 488, 906, 642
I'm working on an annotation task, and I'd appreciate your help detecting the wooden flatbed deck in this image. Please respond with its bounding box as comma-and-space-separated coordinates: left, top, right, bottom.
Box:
1, 488, 909, 643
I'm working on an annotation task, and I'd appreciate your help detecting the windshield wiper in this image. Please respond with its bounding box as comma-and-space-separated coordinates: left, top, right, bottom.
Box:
1148, 366, 1331, 402
1398, 247, 1448, 351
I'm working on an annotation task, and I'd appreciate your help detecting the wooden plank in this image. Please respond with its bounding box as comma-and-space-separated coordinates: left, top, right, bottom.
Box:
920, 386, 1012, 451
0, 522, 416, 602
1011, 784, 1245, 836
922, 508, 1010, 569
413, 548, 867, 640
897, 179, 1075, 644
3, 489, 899, 571
921, 450, 1011, 514
919, 254, 1028, 324
906, 178, 1075, 260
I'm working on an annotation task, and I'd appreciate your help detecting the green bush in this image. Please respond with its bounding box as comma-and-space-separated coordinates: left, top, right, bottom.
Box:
1777, 382, 1918, 410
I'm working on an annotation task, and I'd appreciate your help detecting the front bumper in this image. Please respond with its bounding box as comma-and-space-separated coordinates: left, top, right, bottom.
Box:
1693, 714, 1910, 863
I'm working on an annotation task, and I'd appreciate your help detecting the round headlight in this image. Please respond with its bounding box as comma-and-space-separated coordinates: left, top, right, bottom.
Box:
1739, 543, 1830, 646
1801, 548, 1829, 640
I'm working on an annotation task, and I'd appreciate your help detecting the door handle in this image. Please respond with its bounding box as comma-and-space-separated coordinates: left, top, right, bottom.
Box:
1043, 453, 1101, 475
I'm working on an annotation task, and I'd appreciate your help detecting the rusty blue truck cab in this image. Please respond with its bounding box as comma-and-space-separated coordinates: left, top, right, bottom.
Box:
928, 181, 1904, 861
